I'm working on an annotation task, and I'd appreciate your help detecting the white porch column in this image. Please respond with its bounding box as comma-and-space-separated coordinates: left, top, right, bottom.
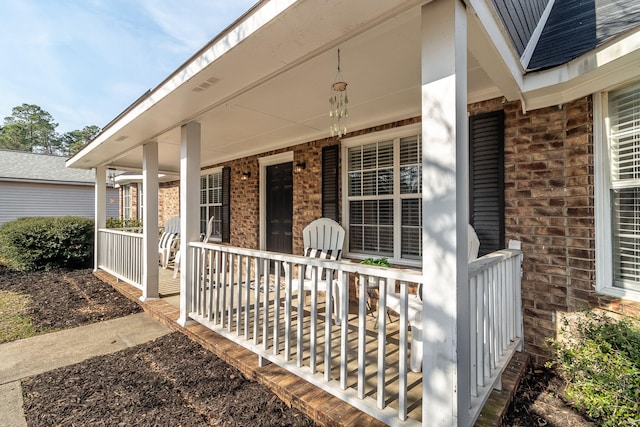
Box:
421, 0, 469, 426
178, 122, 201, 326
141, 141, 160, 301
94, 165, 106, 272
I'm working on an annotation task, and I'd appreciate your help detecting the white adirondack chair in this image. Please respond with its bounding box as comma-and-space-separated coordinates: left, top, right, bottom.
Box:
286, 218, 346, 324
159, 216, 180, 269
173, 216, 215, 278
385, 224, 481, 372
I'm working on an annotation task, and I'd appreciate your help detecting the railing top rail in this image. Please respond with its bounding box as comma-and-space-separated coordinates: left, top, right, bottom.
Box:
98, 228, 144, 237
468, 248, 522, 276
188, 241, 424, 283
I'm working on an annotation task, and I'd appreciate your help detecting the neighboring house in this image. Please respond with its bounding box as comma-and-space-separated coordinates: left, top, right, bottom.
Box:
0, 150, 118, 226
67, 1, 640, 425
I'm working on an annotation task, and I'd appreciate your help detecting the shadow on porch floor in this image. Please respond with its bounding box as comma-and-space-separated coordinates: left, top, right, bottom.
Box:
96, 268, 528, 426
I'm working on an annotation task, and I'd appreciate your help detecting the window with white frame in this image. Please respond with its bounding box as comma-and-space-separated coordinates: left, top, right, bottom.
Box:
597, 80, 640, 296
137, 183, 144, 220
200, 170, 223, 240
122, 184, 131, 220
343, 126, 422, 264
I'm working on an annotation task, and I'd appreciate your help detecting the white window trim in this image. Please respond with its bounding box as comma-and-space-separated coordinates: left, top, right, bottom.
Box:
122, 184, 131, 220
594, 89, 640, 302
341, 123, 422, 267
201, 167, 223, 243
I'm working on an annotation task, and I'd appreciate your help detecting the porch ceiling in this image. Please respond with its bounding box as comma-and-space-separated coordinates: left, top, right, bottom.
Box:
67, 0, 501, 173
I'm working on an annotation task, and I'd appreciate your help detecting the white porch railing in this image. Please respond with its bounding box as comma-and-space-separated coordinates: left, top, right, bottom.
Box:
467, 244, 523, 424
185, 242, 523, 426
98, 228, 144, 289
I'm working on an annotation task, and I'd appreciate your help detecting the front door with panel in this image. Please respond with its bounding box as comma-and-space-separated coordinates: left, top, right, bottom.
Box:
266, 162, 293, 254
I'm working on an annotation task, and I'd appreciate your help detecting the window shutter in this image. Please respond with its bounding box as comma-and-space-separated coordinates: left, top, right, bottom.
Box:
222, 166, 231, 243
469, 110, 505, 256
322, 145, 339, 222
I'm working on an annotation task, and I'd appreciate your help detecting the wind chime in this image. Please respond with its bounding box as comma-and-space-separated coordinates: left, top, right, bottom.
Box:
329, 49, 348, 138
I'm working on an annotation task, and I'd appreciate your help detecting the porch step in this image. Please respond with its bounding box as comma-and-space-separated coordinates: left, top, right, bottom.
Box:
474, 351, 530, 427
95, 271, 387, 427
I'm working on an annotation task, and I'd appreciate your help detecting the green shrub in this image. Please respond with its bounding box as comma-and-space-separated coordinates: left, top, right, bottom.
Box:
106, 217, 142, 229
360, 257, 390, 267
0, 216, 94, 271
548, 310, 640, 426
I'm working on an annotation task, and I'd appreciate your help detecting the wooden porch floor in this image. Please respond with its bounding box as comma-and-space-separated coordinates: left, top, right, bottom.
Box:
96, 268, 528, 426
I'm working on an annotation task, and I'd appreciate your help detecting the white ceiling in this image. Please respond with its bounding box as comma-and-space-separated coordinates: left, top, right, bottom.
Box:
68, 0, 502, 173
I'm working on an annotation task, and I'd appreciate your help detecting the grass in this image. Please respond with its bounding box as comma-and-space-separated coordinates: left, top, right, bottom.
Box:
0, 290, 36, 343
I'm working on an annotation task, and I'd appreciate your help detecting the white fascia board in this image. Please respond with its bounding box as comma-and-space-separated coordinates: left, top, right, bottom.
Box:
466, 0, 524, 101
66, 0, 297, 170
522, 29, 640, 110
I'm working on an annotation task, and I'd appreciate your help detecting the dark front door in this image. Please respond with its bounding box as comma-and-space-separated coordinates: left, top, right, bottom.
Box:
266, 162, 293, 254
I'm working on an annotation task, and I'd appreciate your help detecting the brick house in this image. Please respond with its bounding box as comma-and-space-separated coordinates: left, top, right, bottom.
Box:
67, 1, 640, 425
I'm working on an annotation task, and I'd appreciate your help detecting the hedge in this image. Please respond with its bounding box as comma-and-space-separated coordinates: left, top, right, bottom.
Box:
0, 216, 94, 271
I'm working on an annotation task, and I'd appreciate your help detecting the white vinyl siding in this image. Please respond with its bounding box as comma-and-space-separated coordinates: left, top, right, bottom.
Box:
343, 125, 422, 264
0, 181, 119, 226
200, 170, 222, 240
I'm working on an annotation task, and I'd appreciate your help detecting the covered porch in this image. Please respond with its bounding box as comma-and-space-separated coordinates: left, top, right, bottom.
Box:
69, 0, 528, 425
96, 226, 523, 425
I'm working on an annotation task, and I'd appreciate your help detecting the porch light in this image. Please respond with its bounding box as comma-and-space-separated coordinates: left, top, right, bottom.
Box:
240, 171, 251, 181
107, 167, 116, 186
329, 49, 348, 138
294, 162, 306, 173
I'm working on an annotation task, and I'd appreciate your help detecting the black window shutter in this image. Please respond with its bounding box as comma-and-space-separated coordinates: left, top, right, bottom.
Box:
322, 145, 339, 222
469, 110, 505, 256
222, 166, 231, 243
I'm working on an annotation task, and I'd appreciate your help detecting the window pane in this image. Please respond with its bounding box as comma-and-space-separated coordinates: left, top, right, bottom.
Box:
363, 171, 377, 196
400, 136, 422, 194
378, 141, 393, 167
362, 143, 377, 169
609, 81, 640, 182
378, 168, 394, 195
348, 146, 361, 171
349, 172, 362, 196
613, 188, 640, 289
210, 206, 222, 238
402, 199, 422, 259
350, 200, 363, 224
350, 225, 364, 253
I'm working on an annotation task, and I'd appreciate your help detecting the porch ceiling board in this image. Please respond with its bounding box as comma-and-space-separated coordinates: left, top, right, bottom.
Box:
67, 0, 500, 172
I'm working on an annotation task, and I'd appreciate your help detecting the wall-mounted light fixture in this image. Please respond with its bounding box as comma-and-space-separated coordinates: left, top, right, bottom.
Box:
241, 171, 251, 181
294, 162, 306, 174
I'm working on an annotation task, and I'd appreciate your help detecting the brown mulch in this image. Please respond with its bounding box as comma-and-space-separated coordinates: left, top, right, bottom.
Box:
21, 332, 314, 426
502, 366, 594, 426
1, 267, 314, 426
0, 267, 141, 332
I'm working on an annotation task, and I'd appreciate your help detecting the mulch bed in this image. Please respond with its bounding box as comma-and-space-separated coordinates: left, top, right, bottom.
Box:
1, 267, 314, 426
0, 267, 141, 332
22, 332, 314, 426
502, 366, 593, 426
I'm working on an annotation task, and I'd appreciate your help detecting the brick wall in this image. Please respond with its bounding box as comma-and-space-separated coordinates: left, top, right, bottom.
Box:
469, 96, 640, 364
159, 182, 180, 228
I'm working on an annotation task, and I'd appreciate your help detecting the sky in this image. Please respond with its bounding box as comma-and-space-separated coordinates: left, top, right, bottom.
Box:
0, 0, 256, 134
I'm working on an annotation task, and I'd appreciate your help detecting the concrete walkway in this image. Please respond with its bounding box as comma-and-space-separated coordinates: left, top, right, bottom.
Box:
0, 312, 171, 427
